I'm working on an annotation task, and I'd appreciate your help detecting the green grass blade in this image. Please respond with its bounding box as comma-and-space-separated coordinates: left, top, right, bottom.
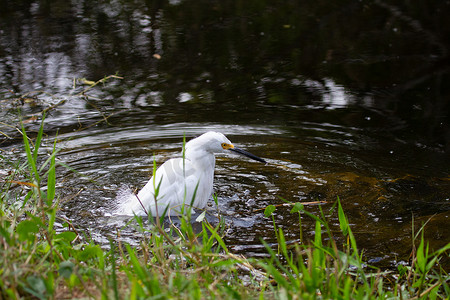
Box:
337, 198, 349, 236
204, 221, 229, 254
278, 227, 288, 259
109, 241, 120, 300
46, 137, 58, 203
125, 244, 148, 281
32, 113, 46, 163
21, 122, 40, 184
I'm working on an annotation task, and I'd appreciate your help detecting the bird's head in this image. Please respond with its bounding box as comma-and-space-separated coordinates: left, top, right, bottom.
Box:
186, 131, 266, 163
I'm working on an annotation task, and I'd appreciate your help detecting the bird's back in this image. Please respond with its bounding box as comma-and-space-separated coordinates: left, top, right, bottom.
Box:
115, 157, 214, 216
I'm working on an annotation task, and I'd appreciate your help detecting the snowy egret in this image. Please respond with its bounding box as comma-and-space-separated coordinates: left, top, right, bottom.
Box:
115, 131, 266, 216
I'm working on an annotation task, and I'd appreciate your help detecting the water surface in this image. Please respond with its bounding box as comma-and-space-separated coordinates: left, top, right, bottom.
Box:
1, 0, 449, 269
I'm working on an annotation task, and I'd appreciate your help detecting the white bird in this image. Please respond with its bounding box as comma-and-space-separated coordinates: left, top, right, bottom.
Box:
115, 131, 266, 217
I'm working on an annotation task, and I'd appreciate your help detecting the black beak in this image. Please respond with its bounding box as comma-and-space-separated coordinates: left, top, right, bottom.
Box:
229, 147, 267, 164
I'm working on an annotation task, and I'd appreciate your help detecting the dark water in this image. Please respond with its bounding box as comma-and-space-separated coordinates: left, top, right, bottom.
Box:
1, 0, 449, 269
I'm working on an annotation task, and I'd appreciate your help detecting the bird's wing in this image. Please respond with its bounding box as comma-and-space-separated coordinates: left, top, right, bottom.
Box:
137, 157, 200, 215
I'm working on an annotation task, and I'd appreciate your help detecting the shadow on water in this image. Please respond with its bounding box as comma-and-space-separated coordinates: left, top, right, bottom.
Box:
1, 1, 449, 269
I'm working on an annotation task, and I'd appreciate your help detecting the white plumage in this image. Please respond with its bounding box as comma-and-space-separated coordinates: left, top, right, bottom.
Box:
114, 131, 266, 217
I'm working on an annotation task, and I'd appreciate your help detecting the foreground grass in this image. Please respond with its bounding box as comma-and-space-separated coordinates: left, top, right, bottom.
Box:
0, 119, 449, 299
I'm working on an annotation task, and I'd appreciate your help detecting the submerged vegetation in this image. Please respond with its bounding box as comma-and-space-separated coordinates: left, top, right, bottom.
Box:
0, 119, 449, 299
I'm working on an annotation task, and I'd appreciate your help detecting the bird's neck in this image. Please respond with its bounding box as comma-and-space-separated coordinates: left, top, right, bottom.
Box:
185, 147, 216, 171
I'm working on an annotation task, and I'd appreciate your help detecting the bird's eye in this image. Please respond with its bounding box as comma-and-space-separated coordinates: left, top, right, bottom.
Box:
221, 143, 234, 150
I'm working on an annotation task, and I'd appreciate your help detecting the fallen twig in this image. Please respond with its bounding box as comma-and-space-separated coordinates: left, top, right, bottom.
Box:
253, 201, 328, 213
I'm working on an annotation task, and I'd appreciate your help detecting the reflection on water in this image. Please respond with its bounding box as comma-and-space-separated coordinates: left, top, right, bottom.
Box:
1, 0, 449, 150
1, 1, 449, 269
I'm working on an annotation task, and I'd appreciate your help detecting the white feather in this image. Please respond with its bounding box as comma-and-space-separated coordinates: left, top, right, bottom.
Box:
114, 132, 229, 216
